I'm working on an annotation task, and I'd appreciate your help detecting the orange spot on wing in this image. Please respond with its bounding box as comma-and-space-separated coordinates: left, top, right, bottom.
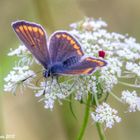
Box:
70, 40, 75, 45
66, 36, 71, 41
86, 58, 105, 66
38, 28, 44, 35
33, 27, 38, 32
97, 61, 104, 66
77, 50, 83, 56
18, 26, 28, 38
22, 25, 36, 47
82, 68, 93, 74
73, 44, 79, 49
62, 34, 67, 38
86, 58, 93, 61
56, 34, 61, 38
19, 26, 24, 31
28, 26, 32, 31
16, 28, 20, 32
23, 25, 28, 31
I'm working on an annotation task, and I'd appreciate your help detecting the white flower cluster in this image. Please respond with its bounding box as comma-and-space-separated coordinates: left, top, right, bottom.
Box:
121, 90, 140, 112
70, 18, 107, 31
70, 18, 140, 127
35, 79, 72, 110
74, 76, 97, 101
126, 62, 140, 77
4, 18, 140, 128
99, 58, 122, 92
8, 45, 28, 56
91, 103, 121, 128
4, 66, 35, 93
8, 45, 35, 65
70, 17, 140, 93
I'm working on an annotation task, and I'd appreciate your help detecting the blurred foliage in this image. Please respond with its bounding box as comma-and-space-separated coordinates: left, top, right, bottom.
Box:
0, 0, 140, 140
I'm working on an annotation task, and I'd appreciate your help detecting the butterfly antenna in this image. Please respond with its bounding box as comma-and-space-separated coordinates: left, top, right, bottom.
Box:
21, 70, 43, 83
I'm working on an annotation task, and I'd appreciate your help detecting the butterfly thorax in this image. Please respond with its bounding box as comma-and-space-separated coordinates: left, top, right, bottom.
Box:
43, 56, 80, 78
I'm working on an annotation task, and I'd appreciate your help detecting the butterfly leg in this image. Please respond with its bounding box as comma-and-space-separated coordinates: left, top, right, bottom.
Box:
67, 77, 79, 92
49, 76, 54, 94
56, 76, 66, 95
21, 70, 43, 85
43, 78, 48, 95
43, 76, 54, 95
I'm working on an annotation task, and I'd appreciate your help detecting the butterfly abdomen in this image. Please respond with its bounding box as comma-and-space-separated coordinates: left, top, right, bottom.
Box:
63, 56, 79, 67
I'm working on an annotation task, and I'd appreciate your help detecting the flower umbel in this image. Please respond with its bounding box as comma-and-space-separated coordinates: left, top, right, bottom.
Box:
8, 45, 36, 65
121, 90, 140, 112
4, 65, 35, 93
91, 103, 121, 128
35, 79, 72, 110
4, 18, 140, 139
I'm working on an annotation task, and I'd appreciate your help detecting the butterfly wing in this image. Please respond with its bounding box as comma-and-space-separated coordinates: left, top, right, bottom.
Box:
12, 20, 50, 68
49, 31, 84, 64
54, 57, 107, 75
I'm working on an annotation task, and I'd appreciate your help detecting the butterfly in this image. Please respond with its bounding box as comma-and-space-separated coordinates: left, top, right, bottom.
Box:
12, 20, 107, 79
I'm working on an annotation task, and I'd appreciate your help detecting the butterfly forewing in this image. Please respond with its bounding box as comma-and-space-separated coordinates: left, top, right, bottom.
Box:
49, 31, 84, 63
12, 21, 50, 68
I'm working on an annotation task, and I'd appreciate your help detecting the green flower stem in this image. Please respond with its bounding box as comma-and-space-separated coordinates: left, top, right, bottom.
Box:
76, 93, 91, 140
95, 122, 106, 140
119, 81, 140, 88
94, 93, 107, 140
110, 92, 122, 103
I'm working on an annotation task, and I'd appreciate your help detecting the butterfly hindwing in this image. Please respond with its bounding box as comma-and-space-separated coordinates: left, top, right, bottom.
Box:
12, 21, 50, 68
49, 31, 84, 63
54, 57, 107, 75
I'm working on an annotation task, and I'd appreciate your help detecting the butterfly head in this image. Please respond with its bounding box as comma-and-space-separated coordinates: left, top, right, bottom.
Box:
43, 70, 51, 78
43, 64, 61, 78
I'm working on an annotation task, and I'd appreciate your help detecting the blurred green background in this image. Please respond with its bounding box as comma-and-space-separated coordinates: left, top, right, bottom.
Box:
0, 0, 140, 140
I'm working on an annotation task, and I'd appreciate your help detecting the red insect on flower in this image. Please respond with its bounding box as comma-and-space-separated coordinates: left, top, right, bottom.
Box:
98, 50, 106, 58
